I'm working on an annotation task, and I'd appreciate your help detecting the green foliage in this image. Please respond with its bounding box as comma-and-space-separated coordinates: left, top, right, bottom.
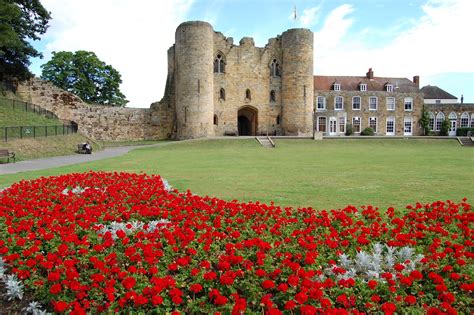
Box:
345, 123, 353, 136
440, 119, 450, 136
360, 127, 374, 136
418, 106, 431, 136
0, 0, 50, 80
41, 51, 128, 106
456, 127, 474, 136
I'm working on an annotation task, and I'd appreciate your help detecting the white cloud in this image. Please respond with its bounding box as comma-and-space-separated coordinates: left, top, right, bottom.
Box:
39, 0, 194, 108
300, 7, 320, 27
314, 0, 474, 81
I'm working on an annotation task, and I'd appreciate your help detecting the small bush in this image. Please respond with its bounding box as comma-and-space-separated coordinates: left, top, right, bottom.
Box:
456, 127, 474, 136
440, 120, 450, 136
345, 124, 353, 136
360, 127, 374, 136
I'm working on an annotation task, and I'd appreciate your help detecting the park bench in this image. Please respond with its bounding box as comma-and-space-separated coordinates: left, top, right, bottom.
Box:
0, 149, 15, 163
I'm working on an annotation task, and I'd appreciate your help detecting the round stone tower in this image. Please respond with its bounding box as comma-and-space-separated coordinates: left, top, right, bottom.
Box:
175, 21, 214, 139
281, 28, 314, 136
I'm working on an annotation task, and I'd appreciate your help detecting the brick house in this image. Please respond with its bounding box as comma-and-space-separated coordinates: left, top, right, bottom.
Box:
313, 68, 424, 136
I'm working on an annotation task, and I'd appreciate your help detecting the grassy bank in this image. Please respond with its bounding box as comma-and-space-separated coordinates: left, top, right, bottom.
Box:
1, 139, 472, 210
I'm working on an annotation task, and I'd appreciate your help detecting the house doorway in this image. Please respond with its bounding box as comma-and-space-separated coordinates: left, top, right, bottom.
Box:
238, 106, 258, 136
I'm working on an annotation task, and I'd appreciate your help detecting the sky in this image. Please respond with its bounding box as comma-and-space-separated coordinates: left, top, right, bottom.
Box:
29, 0, 474, 108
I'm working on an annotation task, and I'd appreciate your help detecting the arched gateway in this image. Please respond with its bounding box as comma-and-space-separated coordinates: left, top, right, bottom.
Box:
238, 106, 258, 136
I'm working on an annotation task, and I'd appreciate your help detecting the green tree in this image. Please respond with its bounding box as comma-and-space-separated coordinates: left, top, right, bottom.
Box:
419, 106, 430, 136
0, 0, 50, 80
41, 50, 128, 106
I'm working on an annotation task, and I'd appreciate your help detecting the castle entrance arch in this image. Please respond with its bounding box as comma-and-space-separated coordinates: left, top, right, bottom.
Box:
238, 106, 258, 136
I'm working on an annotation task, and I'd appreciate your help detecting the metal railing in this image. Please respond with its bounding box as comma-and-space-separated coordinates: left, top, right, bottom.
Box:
1, 125, 76, 142
0, 97, 58, 119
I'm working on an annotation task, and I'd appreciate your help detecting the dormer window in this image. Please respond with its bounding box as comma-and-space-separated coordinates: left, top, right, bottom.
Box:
385, 84, 393, 92
359, 83, 367, 92
333, 83, 341, 91
214, 53, 225, 73
270, 59, 281, 77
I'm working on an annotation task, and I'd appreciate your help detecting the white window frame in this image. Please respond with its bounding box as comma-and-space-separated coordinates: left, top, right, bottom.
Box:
352, 117, 361, 133
428, 112, 435, 131
317, 116, 327, 133
460, 112, 469, 128
386, 84, 393, 92
386, 117, 395, 136
334, 96, 343, 110
471, 114, 474, 128
369, 96, 378, 111
339, 116, 345, 133
404, 117, 413, 136
360, 84, 367, 92
404, 97, 413, 111
369, 117, 377, 133
317, 96, 326, 110
435, 112, 445, 131
386, 97, 395, 111
352, 96, 361, 110
334, 83, 341, 91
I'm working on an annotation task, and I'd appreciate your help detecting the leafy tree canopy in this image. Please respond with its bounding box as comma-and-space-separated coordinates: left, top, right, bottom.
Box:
0, 0, 50, 80
41, 50, 128, 106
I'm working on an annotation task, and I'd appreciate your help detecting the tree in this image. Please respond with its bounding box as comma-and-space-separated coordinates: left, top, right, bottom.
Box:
41, 50, 128, 106
419, 106, 430, 136
0, 0, 50, 80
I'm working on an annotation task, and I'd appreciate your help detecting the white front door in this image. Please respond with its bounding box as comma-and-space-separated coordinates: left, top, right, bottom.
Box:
329, 117, 337, 135
404, 117, 412, 136
449, 119, 457, 136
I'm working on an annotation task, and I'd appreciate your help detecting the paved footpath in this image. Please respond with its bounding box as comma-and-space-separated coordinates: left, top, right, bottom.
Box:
0, 145, 160, 175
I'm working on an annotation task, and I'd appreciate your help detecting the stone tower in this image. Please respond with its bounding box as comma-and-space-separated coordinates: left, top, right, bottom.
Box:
281, 28, 314, 136
174, 21, 214, 139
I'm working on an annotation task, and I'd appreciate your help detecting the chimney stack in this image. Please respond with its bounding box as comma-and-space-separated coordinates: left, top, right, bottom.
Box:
461, 94, 464, 104
413, 75, 420, 88
366, 68, 374, 80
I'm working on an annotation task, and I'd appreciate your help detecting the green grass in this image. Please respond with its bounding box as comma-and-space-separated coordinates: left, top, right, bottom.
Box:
0, 139, 472, 210
0, 99, 63, 127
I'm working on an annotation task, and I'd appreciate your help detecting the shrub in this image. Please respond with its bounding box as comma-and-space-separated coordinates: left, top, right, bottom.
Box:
345, 123, 353, 136
360, 127, 374, 136
456, 127, 474, 136
440, 120, 450, 136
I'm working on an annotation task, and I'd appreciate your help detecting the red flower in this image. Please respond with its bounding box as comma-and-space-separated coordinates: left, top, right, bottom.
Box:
50, 283, 62, 295
190, 283, 203, 293
404, 295, 416, 305
54, 300, 69, 312
368, 280, 378, 290
381, 302, 397, 314
262, 279, 275, 290
121, 277, 136, 290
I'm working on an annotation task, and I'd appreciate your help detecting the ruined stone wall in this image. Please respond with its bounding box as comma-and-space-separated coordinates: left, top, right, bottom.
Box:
314, 90, 424, 136
17, 78, 173, 140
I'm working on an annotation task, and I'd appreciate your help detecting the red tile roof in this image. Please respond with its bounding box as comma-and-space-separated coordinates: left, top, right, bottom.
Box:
314, 75, 419, 93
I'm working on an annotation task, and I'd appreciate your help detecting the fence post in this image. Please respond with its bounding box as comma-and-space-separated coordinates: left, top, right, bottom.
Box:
45, 126, 48, 137
20, 126, 23, 139
5, 127, 7, 142
55, 125, 58, 136
33, 126, 36, 138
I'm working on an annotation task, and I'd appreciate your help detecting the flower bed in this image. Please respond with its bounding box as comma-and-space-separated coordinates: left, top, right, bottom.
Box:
0, 171, 472, 314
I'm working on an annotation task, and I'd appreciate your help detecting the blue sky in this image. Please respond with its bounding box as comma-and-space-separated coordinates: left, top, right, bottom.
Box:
30, 0, 473, 107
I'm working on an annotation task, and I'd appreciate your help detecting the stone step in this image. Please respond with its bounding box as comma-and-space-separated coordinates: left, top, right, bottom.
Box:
256, 136, 275, 148
458, 137, 474, 147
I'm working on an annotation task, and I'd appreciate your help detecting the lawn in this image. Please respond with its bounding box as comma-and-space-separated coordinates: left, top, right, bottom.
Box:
1, 138, 472, 210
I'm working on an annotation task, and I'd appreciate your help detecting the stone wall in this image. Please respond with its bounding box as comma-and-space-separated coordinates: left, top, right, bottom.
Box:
17, 78, 173, 140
